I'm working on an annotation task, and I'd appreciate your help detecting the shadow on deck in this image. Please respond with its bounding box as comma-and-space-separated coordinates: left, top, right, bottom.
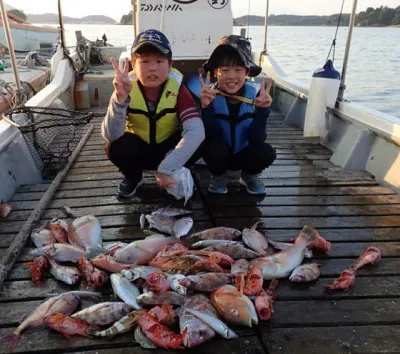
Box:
0, 109, 399, 353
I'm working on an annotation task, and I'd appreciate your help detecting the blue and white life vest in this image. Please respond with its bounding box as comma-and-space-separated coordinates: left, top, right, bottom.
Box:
213, 80, 258, 153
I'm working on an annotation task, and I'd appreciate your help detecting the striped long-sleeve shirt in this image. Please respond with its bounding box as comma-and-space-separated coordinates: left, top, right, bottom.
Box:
101, 84, 204, 176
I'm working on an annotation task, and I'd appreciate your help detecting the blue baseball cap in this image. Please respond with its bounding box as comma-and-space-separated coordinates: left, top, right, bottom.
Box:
131, 29, 172, 59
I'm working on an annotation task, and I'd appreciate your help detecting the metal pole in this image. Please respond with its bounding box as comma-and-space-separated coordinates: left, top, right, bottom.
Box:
337, 0, 358, 102
160, 0, 167, 32
263, 0, 270, 53
0, 0, 22, 96
131, 0, 137, 38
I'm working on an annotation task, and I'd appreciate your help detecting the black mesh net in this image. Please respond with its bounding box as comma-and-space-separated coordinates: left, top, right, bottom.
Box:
4, 107, 94, 179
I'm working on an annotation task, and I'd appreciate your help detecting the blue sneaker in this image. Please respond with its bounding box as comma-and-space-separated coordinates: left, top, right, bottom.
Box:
239, 172, 265, 195
208, 174, 228, 194
117, 178, 142, 197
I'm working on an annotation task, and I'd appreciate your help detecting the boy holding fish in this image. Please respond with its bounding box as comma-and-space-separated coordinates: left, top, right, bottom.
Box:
198, 35, 276, 195
102, 29, 204, 197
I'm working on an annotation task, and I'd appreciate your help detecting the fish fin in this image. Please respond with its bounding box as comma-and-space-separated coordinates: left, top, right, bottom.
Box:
251, 221, 262, 231
52, 313, 64, 323
300, 225, 319, 242
0, 332, 21, 352
24, 262, 34, 269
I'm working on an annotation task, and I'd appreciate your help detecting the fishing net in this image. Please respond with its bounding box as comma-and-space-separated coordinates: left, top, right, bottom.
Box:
3, 106, 94, 179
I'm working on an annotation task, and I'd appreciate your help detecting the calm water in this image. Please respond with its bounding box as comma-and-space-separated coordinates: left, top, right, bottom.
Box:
48, 24, 400, 118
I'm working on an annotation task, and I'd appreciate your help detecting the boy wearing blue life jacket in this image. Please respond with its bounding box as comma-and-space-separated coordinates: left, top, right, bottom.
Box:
199, 35, 276, 195
102, 29, 204, 197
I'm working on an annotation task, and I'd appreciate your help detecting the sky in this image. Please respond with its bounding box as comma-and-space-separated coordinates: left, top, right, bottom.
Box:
5, 0, 400, 22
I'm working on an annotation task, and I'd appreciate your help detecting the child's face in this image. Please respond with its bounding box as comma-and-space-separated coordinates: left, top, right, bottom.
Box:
133, 53, 172, 88
215, 65, 248, 95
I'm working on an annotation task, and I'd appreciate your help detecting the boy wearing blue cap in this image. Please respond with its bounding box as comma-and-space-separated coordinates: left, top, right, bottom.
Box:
102, 29, 204, 197
199, 35, 276, 195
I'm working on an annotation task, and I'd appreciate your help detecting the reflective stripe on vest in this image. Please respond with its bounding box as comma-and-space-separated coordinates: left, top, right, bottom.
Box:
126, 68, 183, 144
213, 80, 258, 153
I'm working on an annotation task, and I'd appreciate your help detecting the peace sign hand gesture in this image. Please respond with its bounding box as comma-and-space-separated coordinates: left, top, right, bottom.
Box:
199, 72, 216, 108
255, 77, 273, 108
111, 57, 132, 104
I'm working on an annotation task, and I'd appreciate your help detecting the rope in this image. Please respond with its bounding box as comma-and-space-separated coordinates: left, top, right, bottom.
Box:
325, 0, 346, 63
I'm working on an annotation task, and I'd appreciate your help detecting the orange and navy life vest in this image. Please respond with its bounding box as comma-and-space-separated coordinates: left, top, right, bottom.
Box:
212, 80, 259, 153
126, 68, 183, 144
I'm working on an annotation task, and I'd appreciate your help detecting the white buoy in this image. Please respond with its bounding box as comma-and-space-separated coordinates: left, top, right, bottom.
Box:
303, 60, 340, 139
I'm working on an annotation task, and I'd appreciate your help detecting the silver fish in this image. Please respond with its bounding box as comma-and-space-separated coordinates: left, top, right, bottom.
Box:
185, 308, 238, 340
114, 234, 175, 264
269, 239, 313, 259
166, 273, 187, 295
191, 240, 243, 249
30, 228, 53, 248
145, 214, 174, 234
110, 273, 142, 309
103, 242, 129, 255
202, 244, 260, 259
178, 294, 216, 348
121, 266, 160, 281
88, 310, 147, 338
173, 216, 193, 238
0, 291, 100, 351
187, 227, 241, 240
30, 243, 89, 262
242, 221, 269, 255
179, 273, 233, 292
134, 325, 157, 349
45, 255, 81, 285
72, 302, 132, 325
136, 291, 185, 306
231, 259, 250, 276
68, 215, 103, 255
289, 263, 321, 283
151, 207, 193, 217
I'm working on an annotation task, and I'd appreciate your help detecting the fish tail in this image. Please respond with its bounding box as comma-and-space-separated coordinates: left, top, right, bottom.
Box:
300, 225, 319, 242
0, 332, 21, 352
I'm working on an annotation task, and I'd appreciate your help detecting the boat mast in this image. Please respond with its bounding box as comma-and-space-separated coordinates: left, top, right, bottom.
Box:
57, 0, 67, 55
337, 0, 358, 103
262, 0, 270, 53
0, 0, 22, 101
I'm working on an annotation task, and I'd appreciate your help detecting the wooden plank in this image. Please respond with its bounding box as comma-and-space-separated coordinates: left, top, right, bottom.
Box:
273, 276, 400, 300
5, 204, 208, 221
261, 326, 400, 354
210, 204, 400, 218
271, 298, 400, 326
213, 215, 400, 229
11, 195, 205, 211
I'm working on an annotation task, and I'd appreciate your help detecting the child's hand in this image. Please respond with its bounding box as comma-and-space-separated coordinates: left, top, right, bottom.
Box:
111, 57, 132, 104
255, 77, 273, 108
199, 72, 215, 108
156, 172, 176, 189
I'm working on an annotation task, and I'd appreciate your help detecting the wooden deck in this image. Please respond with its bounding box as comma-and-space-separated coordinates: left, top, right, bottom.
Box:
1, 110, 400, 353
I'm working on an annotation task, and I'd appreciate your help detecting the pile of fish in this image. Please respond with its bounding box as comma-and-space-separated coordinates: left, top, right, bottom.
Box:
2, 207, 382, 351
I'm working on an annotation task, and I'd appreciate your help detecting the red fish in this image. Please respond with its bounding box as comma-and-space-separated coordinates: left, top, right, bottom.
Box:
324, 268, 356, 291
91, 254, 131, 273
77, 258, 109, 287
48, 219, 69, 243
148, 305, 178, 327
24, 256, 49, 286
193, 253, 230, 274
352, 246, 381, 270
255, 279, 278, 320
137, 312, 185, 349
46, 313, 99, 338
156, 243, 188, 257
147, 272, 171, 292
243, 267, 264, 296
308, 234, 332, 253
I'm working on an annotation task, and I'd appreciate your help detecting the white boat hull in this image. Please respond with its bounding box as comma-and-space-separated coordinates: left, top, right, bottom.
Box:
0, 24, 59, 52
